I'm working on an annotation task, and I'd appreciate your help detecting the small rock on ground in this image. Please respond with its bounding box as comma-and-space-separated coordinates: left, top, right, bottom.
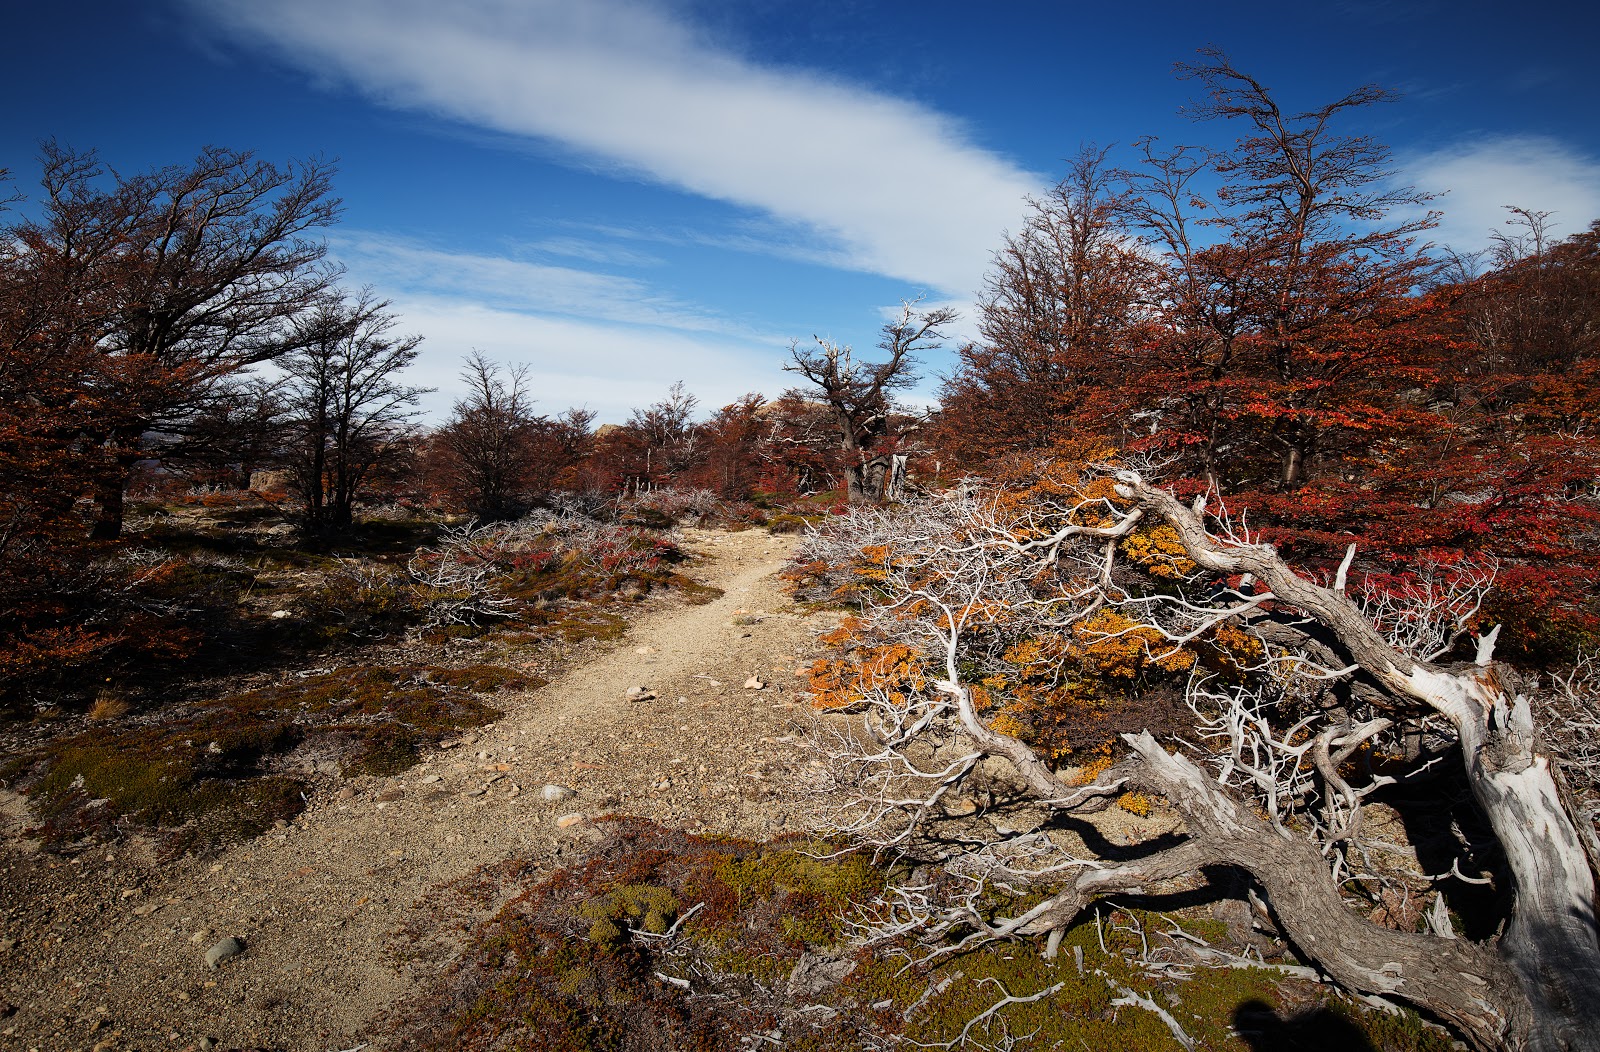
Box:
205, 937, 245, 969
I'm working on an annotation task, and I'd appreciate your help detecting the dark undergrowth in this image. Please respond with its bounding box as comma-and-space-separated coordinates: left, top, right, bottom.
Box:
383, 819, 1452, 1052
0, 490, 730, 856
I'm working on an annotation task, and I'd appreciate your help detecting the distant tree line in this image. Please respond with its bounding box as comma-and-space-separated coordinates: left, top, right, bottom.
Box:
0, 140, 893, 555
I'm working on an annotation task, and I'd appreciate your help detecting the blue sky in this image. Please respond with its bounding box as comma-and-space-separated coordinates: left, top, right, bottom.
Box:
6, 0, 1599, 422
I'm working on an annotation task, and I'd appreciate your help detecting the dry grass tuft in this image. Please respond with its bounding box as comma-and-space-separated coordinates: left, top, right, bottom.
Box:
87, 690, 132, 721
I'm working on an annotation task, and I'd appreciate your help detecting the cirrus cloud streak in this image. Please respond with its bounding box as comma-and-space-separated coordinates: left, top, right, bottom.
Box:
190, 0, 1041, 298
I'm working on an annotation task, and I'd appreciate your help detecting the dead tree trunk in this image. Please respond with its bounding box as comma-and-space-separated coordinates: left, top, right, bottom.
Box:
1117, 474, 1600, 1051
1006, 731, 1522, 1049
808, 476, 1600, 1051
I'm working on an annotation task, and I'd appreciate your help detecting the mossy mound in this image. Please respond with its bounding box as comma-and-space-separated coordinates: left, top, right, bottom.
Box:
32, 728, 304, 855
387, 820, 890, 1050
14, 663, 530, 853
386, 820, 1454, 1051
580, 883, 680, 944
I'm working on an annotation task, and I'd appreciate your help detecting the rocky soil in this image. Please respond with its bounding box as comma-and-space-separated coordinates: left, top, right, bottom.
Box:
0, 527, 838, 1052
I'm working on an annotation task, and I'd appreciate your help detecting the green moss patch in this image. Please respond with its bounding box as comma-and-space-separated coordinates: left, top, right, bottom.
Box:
14, 663, 527, 853
385, 820, 890, 1050
386, 821, 1454, 1052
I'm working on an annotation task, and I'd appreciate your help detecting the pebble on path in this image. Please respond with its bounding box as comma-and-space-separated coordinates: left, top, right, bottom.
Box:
205, 937, 245, 969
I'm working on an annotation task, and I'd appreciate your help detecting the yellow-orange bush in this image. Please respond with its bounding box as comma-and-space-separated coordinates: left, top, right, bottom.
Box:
806, 618, 929, 710
1119, 524, 1198, 580
1196, 620, 1266, 678
1076, 746, 1115, 784
1117, 791, 1153, 817
1072, 610, 1195, 679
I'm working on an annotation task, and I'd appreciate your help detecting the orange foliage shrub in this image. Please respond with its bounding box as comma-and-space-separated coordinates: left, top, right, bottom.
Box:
792, 453, 1268, 764
806, 617, 928, 710
1119, 524, 1198, 580
1072, 610, 1196, 679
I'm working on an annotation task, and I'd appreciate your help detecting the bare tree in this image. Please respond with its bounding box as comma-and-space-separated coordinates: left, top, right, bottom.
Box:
628, 380, 701, 486
435, 351, 544, 520
803, 468, 1600, 1051
786, 300, 956, 503
279, 289, 428, 533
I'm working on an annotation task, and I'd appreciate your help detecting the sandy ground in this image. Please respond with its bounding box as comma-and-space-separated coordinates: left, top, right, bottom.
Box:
0, 527, 840, 1052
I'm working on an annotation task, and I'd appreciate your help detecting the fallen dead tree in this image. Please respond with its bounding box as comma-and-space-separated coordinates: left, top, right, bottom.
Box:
802, 466, 1600, 1051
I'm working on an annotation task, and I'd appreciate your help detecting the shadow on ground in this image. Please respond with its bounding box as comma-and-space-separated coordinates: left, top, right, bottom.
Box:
1232, 999, 1378, 1051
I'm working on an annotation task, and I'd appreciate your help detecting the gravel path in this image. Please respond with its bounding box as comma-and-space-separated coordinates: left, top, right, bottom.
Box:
0, 527, 837, 1052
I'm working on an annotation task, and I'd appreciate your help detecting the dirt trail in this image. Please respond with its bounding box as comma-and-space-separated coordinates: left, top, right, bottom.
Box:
0, 527, 838, 1052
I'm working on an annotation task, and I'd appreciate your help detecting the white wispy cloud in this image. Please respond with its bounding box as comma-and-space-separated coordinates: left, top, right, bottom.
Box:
322, 234, 797, 422
528, 236, 665, 269
190, 0, 1040, 297
1400, 135, 1600, 256
388, 296, 791, 424
331, 232, 767, 338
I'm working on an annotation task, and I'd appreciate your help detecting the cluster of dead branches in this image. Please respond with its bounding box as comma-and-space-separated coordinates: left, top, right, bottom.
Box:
801, 466, 1599, 1051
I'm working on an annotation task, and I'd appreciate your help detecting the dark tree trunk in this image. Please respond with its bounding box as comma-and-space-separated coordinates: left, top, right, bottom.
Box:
88, 474, 126, 541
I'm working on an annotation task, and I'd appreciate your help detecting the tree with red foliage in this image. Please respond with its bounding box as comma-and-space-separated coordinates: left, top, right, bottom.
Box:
1231, 214, 1600, 664
756, 392, 845, 495
937, 147, 1154, 465
9, 143, 339, 539
1116, 51, 1443, 491
938, 52, 1599, 660
1, 158, 147, 706
685, 393, 769, 499
939, 54, 1444, 495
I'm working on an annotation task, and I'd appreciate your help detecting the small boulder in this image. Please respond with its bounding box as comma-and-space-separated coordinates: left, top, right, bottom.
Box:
555, 813, 586, 829
787, 952, 856, 997
540, 784, 576, 803
744, 675, 766, 690
625, 687, 656, 702
204, 937, 245, 969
